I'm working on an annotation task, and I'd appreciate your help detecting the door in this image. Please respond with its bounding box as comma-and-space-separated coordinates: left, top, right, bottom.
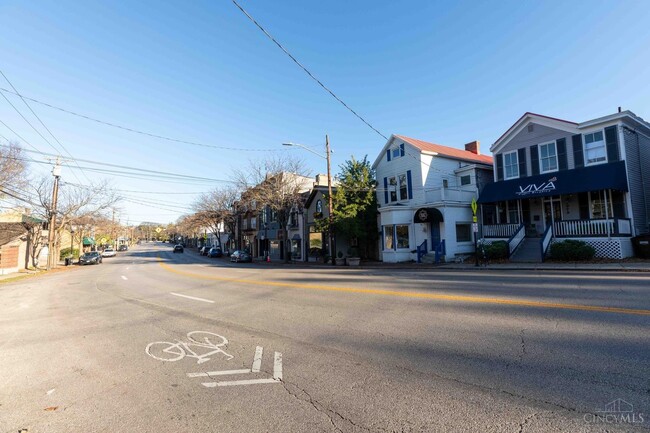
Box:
543, 197, 562, 228
430, 223, 441, 250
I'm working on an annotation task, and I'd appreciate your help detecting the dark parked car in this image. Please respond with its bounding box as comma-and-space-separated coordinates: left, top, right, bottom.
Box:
79, 251, 102, 265
200, 246, 211, 256
230, 250, 252, 263
173, 244, 184, 253
208, 247, 223, 258
118, 245, 128, 252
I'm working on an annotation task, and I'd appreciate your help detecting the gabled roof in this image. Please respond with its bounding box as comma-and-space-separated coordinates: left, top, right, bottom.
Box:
372, 134, 493, 169
305, 185, 337, 209
396, 135, 493, 165
491, 112, 580, 154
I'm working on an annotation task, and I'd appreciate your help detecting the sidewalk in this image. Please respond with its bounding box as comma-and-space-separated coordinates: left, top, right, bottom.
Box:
250, 257, 650, 272
0, 262, 78, 283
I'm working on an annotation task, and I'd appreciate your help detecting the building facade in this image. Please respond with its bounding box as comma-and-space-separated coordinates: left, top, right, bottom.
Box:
478, 111, 650, 260
373, 135, 493, 263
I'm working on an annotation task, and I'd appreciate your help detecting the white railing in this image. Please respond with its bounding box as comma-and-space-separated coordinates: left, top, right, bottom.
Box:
508, 224, 525, 256
554, 218, 632, 237
425, 187, 476, 203
483, 223, 520, 238
540, 224, 553, 261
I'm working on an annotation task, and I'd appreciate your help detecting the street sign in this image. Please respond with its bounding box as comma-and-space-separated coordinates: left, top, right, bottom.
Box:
155, 227, 162, 233
471, 198, 478, 216
473, 216, 477, 223
472, 223, 479, 233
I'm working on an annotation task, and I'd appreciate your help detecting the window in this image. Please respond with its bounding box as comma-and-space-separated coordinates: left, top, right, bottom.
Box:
251, 217, 257, 229
584, 131, 606, 165
460, 175, 471, 186
316, 200, 322, 213
396, 225, 409, 248
539, 141, 558, 173
399, 174, 408, 200
504, 151, 519, 179
384, 226, 394, 250
507, 200, 519, 224
389, 177, 398, 202
455, 223, 472, 242
589, 190, 613, 219
391, 147, 401, 158
270, 210, 278, 222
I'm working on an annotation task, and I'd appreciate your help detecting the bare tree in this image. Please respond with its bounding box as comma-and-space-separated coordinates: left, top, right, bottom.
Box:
233, 155, 311, 262
0, 141, 28, 196
33, 178, 120, 267
192, 186, 240, 248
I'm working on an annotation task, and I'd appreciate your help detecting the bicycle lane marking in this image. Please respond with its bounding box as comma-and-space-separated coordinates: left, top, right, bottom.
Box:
157, 259, 650, 316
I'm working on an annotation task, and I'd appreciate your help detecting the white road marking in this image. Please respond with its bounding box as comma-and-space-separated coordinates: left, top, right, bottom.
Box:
169, 292, 215, 303
204, 378, 278, 387
188, 346, 283, 388
252, 346, 263, 373
187, 369, 250, 378
273, 351, 283, 380
46, 388, 55, 395
121, 275, 128, 280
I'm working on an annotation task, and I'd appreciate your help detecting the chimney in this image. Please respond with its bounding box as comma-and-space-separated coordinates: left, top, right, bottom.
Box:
464, 140, 480, 155
618, 106, 622, 113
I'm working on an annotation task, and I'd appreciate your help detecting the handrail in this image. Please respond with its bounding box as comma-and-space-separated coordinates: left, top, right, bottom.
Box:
540, 224, 553, 262
434, 239, 446, 263
507, 223, 525, 257
416, 239, 427, 264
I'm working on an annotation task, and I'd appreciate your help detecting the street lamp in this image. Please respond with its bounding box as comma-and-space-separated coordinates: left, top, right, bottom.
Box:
283, 135, 334, 266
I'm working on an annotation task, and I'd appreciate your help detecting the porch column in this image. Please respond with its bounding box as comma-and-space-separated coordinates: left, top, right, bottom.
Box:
604, 189, 611, 239
550, 198, 556, 239
517, 200, 522, 226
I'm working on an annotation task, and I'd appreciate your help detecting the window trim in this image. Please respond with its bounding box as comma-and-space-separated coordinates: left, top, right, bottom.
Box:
583, 129, 607, 166
538, 140, 558, 174
388, 173, 409, 203
455, 223, 472, 243
460, 175, 471, 186
391, 147, 401, 158
503, 150, 519, 180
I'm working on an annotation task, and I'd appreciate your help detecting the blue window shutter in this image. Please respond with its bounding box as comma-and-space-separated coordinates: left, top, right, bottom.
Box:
605, 126, 619, 162
400, 143, 405, 157
496, 154, 504, 181
406, 170, 413, 199
557, 138, 568, 170
530, 145, 539, 176
383, 177, 388, 204
517, 148, 527, 177
572, 134, 584, 168
386, 150, 391, 162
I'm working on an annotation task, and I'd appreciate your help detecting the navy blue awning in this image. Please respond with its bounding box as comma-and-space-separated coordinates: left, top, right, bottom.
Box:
478, 161, 628, 204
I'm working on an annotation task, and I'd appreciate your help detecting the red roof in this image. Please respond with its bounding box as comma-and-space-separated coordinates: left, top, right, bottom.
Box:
395, 135, 493, 165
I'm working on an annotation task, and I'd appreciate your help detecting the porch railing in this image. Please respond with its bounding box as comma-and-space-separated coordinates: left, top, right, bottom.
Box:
425, 187, 476, 203
483, 223, 520, 238
540, 224, 553, 262
416, 239, 427, 264
553, 218, 632, 237
507, 224, 525, 257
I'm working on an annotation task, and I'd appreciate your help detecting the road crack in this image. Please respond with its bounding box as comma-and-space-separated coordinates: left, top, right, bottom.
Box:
518, 329, 527, 362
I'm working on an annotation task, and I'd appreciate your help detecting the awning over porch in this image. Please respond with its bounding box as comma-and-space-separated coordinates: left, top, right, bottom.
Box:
478, 161, 628, 203
413, 207, 444, 223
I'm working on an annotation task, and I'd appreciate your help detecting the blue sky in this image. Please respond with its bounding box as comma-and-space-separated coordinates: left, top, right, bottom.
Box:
1, 0, 648, 224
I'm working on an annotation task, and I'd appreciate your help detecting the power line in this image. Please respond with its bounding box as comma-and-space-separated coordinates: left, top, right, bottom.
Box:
0, 70, 93, 184
230, 0, 387, 141
0, 87, 283, 152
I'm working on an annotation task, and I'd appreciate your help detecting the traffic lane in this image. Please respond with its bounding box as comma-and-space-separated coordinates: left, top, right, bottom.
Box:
101, 254, 650, 426
2, 275, 624, 433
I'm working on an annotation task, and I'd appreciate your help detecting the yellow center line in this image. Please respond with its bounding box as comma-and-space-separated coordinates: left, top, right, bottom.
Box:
158, 260, 650, 316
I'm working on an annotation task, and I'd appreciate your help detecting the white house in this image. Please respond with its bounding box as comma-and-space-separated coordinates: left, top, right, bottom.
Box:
372, 135, 493, 263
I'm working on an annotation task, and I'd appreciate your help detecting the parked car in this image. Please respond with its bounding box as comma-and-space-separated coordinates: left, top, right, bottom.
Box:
118, 245, 128, 252
230, 250, 252, 263
208, 247, 223, 258
173, 244, 184, 253
102, 248, 116, 257
200, 246, 211, 256
79, 251, 102, 265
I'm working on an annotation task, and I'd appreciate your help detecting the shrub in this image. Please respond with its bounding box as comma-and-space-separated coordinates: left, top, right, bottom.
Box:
550, 240, 596, 261
484, 241, 508, 260
59, 248, 80, 260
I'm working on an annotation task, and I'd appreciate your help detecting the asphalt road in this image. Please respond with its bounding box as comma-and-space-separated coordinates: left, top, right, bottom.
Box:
1, 243, 649, 433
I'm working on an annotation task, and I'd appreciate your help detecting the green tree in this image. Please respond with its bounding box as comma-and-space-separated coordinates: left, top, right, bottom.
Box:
330, 156, 378, 258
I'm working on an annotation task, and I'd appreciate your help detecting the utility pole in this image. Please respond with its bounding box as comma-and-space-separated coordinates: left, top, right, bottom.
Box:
46, 160, 61, 270
326, 134, 335, 266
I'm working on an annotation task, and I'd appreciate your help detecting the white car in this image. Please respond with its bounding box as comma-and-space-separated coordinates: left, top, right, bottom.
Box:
102, 248, 117, 257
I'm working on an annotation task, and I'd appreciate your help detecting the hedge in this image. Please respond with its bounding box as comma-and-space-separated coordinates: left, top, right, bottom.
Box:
485, 241, 508, 260
59, 248, 80, 260
549, 240, 596, 261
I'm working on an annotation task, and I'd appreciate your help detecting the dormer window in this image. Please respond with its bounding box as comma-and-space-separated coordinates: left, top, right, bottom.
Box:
392, 147, 401, 158
503, 151, 519, 179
